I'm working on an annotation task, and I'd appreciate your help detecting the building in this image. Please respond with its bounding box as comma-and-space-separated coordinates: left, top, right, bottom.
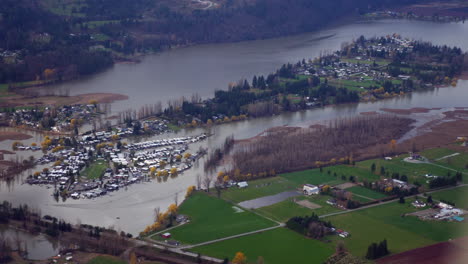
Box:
237, 181, 248, 188
303, 184, 320, 195
161, 232, 171, 238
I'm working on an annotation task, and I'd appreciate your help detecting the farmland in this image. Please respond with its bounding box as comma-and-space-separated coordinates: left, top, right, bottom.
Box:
324, 200, 468, 257
166, 192, 275, 244
346, 186, 388, 200
254, 195, 342, 222
431, 186, 468, 209
220, 177, 296, 203
191, 228, 334, 264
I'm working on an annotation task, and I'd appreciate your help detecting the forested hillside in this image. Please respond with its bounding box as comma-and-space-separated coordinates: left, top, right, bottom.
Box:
0, 0, 427, 85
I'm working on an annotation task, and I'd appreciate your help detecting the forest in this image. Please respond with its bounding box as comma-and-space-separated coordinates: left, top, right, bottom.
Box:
0, 0, 426, 85
231, 115, 414, 176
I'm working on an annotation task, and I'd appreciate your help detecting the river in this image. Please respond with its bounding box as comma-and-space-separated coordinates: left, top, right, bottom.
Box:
1, 19, 468, 236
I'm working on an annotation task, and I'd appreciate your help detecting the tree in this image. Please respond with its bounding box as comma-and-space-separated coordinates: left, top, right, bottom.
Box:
186, 185, 196, 198
232, 252, 247, 264
371, 163, 376, 173
399, 196, 405, 204
130, 252, 137, 264
427, 195, 433, 204
168, 203, 178, 216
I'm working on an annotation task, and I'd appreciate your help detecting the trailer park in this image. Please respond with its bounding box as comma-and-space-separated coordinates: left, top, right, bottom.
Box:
145, 147, 468, 263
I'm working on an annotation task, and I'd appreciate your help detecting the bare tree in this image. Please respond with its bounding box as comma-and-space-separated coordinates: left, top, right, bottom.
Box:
203, 174, 212, 192
196, 173, 202, 190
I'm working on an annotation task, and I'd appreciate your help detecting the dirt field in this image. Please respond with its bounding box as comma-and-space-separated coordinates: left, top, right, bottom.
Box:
296, 199, 322, 209
0, 131, 32, 142
377, 236, 468, 264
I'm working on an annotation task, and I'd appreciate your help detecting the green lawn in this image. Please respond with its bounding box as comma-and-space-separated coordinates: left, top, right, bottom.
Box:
434, 152, 468, 177
165, 192, 275, 244
221, 177, 296, 203
191, 228, 334, 264
431, 186, 468, 209
421, 148, 456, 161
356, 156, 452, 186
255, 195, 342, 222
280, 168, 345, 186
324, 201, 468, 257
346, 186, 388, 200
81, 160, 107, 179
87, 256, 125, 264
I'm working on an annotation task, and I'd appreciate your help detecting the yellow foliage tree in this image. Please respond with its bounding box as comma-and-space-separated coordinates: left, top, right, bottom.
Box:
232, 252, 247, 264
206, 119, 213, 126
89, 99, 98, 106
170, 167, 178, 175
385, 186, 393, 193
111, 134, 120, 141
130, 252, 137, 264
159, 160, 167, 168
168, 203, 178, 215
31, 142, 37, 147
186, 185, 196, 198
175, 154, 182, 161
184, 152, 192, 159
223, 175, 230, 183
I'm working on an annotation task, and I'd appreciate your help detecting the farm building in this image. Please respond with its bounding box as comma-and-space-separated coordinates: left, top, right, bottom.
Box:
303, 184, 320, 195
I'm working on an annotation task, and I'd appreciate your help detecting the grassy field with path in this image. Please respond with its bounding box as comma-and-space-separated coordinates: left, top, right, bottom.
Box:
165, 192, 275, 244
191, 228, 334, 264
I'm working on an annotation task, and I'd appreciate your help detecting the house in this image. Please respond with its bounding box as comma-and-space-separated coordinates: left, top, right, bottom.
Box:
411, 200, 426, 208
161, 232, 171, 238
303, 184, 320, 195
237, 181, 248, 188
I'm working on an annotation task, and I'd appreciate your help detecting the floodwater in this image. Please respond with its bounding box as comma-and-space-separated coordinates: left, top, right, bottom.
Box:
1, 19, 468, 236
0, 225, 61, 260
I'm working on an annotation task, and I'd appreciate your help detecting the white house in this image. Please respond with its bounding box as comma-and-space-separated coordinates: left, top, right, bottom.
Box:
237, 181, 248, 188
303, 184, 320, 195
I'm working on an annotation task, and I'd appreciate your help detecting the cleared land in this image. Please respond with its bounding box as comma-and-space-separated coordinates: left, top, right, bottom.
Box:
191, 228, 334, 264
165, 192, 275, 244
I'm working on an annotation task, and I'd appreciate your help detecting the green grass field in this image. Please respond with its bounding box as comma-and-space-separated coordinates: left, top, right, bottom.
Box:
280, 168, 345, 186
346, 186, 388, 200
421, 148, 457, 161
87, 256, 125, 264
221, 177, 296, 203
81, 160, 107, 179
191, 228, 334, 264
431, 186, 468, 209
356, 156, 452, 186
254, 194, 341, 222
324, 201, 468, 257
165, 192, 275, 244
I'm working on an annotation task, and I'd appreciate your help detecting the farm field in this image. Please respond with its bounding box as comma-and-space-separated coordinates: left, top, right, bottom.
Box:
430, 185, 468, 209
191, 228, 334, 264
279, 167, 347, 185
420, 148, 457, 160
166, 192, 275, 244
346, 186, 388, 200
356, 156, 452, 185
220, 177, 296, 203
324, 200, 468, 257
254, 195, 342, 222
